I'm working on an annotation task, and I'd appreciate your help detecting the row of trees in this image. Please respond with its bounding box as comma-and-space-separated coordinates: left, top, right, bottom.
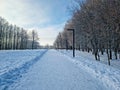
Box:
0, 16, 40, 50
54, 0, 120, 65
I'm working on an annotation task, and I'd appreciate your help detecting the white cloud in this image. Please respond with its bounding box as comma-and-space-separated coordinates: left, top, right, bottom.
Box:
0, 0, 50, 28
0, 0, 67, 46
31, 23, 65, 46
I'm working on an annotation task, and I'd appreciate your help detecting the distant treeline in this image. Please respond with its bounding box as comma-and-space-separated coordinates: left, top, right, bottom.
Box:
54, 0, 120, 64
0, 17, 40, 50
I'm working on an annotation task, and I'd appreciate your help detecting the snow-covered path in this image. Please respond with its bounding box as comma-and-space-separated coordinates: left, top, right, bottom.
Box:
9, 50, 108, 90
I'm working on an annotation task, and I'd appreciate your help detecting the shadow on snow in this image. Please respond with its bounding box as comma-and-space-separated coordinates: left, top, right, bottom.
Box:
0, 50, 48, 90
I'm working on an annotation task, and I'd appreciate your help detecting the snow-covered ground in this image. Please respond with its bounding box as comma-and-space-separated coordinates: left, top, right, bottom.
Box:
0, 49, 120, 90
60, 50, 120, 69
59, 50, 120, 90
0, 49, 47, 90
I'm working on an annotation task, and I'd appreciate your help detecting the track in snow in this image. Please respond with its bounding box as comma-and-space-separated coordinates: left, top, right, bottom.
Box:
0, 50, 48, 90
9, 50, 109, 90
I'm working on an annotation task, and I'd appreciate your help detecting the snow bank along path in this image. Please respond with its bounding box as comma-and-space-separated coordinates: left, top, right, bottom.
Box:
60, 50, 120, 90
0, 49, 48, 90
9, 50, 109, 90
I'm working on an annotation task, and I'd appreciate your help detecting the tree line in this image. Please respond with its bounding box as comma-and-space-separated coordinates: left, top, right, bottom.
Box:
0, 16, 40, 50
54, 0, 120, 65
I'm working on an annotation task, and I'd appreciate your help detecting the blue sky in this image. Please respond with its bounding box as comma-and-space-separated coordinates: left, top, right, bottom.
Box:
0, 0, 73, 45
